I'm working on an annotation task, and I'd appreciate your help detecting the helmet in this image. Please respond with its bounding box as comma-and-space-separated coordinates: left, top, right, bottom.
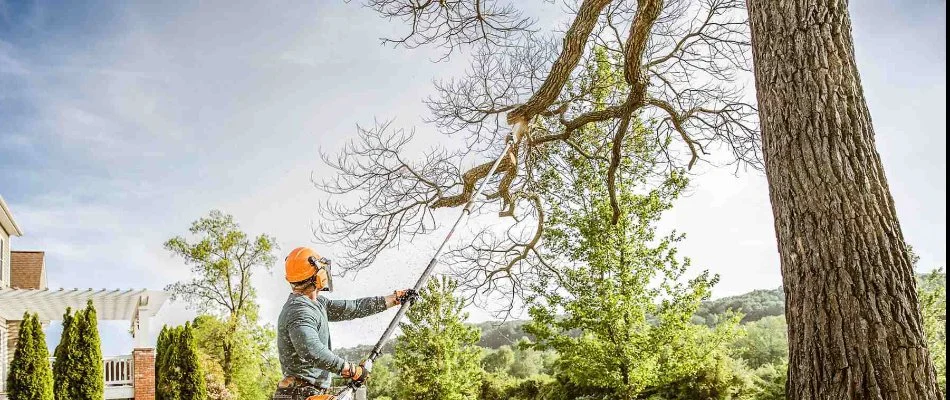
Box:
285, 247, 333, 292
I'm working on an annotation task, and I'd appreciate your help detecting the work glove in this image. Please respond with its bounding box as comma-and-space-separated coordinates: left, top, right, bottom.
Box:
394, 289, 420, 305
340, 360, 370, 386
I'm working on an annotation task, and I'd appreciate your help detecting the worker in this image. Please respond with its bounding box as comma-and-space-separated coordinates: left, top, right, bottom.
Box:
273, 246, 417, 399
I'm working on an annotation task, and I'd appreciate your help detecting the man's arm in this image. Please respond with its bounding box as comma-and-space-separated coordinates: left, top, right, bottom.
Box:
286, 312, 346, 374
325, 296, 388, 322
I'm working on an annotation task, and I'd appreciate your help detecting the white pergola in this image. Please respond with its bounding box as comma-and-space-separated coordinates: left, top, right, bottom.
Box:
0, 288, 168, 348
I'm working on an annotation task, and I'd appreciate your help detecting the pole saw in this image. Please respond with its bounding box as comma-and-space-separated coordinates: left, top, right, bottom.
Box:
330, 120, 525, 400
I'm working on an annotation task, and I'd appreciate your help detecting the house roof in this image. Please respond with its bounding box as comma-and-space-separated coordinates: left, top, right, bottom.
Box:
10, 251, 46, 290
0, 195, 24, 237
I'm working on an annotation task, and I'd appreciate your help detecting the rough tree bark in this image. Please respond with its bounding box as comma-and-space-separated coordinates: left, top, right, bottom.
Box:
747, 1, 943, 399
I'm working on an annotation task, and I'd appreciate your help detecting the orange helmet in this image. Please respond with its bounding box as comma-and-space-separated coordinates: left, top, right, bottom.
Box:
285, 247, 333, 291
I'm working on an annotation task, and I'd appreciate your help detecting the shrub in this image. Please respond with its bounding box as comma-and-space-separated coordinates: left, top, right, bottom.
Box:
74, 301, 105, 400
6, 313, 54, 400
52, 308, 78, 399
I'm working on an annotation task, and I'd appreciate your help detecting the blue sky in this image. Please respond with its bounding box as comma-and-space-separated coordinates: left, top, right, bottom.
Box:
1, 0, 945, 354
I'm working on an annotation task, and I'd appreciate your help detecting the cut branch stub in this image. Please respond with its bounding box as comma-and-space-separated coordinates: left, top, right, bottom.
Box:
430, 153, 516, 209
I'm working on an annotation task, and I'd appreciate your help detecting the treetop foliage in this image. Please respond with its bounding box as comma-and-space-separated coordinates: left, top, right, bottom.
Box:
164, 209, 278, 319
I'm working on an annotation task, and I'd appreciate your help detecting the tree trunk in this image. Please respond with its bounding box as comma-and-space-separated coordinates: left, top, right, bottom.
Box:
746, 1, 943, 399
222, 340, 233, 386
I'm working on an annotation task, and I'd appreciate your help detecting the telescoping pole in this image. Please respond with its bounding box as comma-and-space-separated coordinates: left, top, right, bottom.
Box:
367, 137, 515, 362
336, 122, 522, 399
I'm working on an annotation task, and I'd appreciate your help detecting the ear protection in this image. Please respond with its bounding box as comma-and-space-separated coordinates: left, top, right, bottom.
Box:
308, 256, 333, 292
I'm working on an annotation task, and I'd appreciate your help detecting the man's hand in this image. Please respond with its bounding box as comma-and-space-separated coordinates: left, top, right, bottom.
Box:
394, 289, 420, 305
340, 360, 370, 386
385, 289, 420, 308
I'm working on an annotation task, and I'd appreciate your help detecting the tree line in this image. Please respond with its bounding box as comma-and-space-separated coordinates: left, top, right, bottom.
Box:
360, 270, 944, 400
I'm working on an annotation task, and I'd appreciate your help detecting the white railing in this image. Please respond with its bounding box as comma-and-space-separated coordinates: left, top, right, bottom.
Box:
46, 355, 134, 387
103, 355, 134, 387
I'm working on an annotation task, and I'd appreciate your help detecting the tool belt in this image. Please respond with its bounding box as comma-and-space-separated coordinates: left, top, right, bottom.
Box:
272, 376, 332, 400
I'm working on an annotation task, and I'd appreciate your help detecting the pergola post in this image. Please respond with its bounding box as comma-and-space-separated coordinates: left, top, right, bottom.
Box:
131, 297, 157, 400
131, 302, 153, 349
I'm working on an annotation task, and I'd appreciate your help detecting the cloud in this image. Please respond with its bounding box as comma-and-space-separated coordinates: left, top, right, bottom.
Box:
0, 40, 29, 76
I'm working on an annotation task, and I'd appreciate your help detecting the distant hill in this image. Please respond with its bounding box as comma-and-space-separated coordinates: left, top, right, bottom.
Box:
693, 288, 786, 326
335, 276, 944, 355
333, 320, 531, 360
474, 320, 532, 349
690, 272, 945, 327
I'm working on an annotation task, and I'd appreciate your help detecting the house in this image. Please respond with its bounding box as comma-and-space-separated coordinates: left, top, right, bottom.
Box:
0, 195, 168, 400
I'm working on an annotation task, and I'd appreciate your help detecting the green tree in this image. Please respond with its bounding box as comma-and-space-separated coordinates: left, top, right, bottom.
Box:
751, 362, 788, 400
52, 308, 78, 399
179, 323, 208, 400
525, 54, 740, 398
157, 324, 209, 400
481, 346, 515, 374
74, 301, 104, 400
190, 315, 281, 400
6, 313, 54, 400
366, 354, 398, 400
164, 210, 278, 389
508, 341, 543, 379
731, 316, 788, 369
919, 268, 946, 395
199, 351, 236, 400
157, 326, 180, 400
394, 276, 482, 400
644, 355, 758, 400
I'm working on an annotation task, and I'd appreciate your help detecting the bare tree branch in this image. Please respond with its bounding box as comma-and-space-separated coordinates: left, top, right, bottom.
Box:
324, 0, 761, 304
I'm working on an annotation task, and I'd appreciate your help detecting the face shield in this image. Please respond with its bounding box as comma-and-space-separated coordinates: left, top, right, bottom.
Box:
308, 256, 334, 292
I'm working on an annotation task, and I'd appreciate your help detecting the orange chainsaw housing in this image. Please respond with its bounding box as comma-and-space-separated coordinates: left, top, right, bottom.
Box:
306, 395, 336, 400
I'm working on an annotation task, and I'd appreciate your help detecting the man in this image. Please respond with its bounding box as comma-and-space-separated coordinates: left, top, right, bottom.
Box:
273, 246, 417, 399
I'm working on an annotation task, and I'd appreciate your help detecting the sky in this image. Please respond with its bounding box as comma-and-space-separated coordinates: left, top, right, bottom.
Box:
0, 0, 945, 355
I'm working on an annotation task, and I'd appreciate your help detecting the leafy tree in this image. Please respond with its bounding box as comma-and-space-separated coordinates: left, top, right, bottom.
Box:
157, 325, 182, 400
481, 346, 515, 374
366, 354, 398, 400
157, 323, 209, 400
52, 308, 78, 399
525, 71, 740, 398
644, 355, 758, 400
478, 374, 516, 400
179, 323, 208, 400
731, 316, 788, 369
49, 303, 102, 400
503, 376, 558, 400
395, 276, 483, 400
919, 268, 947, 395
190, 314, 281, 400
751, 362, 788, 400
164, 210, 278, 387
74, 301, 104, 400
198, 352, 236, 400
6, 313, 54, 400
508, 341, 543, 379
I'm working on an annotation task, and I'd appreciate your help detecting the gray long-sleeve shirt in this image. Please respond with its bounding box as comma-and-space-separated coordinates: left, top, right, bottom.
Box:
277, 293, 388, 388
